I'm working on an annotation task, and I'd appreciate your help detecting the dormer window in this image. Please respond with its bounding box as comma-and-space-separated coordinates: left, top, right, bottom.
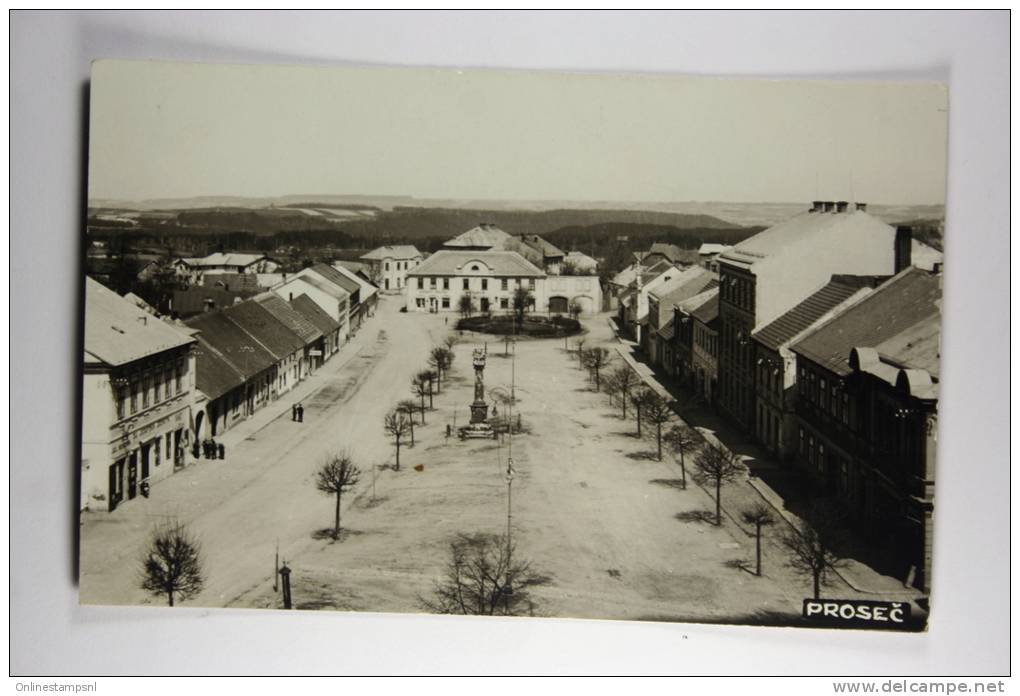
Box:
471, 265, 480, 271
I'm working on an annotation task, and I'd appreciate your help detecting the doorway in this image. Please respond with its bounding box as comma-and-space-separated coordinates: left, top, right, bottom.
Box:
109, 458, 125, 511
127, 452, 138, 500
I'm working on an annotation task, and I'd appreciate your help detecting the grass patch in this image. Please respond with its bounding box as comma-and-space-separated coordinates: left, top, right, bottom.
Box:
456, 314, 582, 338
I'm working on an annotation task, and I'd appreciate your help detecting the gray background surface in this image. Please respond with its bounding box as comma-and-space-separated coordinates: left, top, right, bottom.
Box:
9, 10, 1010, 675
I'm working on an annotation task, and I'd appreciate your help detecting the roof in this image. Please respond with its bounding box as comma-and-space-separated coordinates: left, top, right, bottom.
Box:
122, 292, 158, 315
191, 335, 245, 401
360, 245, 422, 261
610, 265, 640, 287
564, 250, 598, 267
753, 275, 887, 352
184, 310, 277, 379
336, 260, 369, 274
648, 265, 714, 302
406, 250, 545, 278
874, 314, 941, 378
698, 243, 732, 256
201, 273, 262, 292
652, 268, 717, 327
720, 209, 892, 269
84, 278, 195, 367
279, 272, 350, 302
187, 252, 266, 268
689, 288, 720, 326
657, 317, 675, 341
307, 263, 360, 296
641, 243, 686, 264
222, 300, 306, 358
172, 288, 258, 317
640, 259, 677, 285
289, 293, 342, 335
791, 267, 942, 377
443, 223, 511, 249
252, 292, 322, 344
331, 262, 378, 300
517, 234, 565, 259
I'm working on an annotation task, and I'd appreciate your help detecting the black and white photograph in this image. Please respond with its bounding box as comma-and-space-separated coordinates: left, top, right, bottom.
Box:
10, 9, 1010, 679
80, 60, 945, 630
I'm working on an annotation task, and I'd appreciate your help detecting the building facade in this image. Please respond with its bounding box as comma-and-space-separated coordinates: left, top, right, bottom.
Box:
81, 278, 197, 512
404, 250, 546, 314
790, 266, 941, 591
360, 245, 423, 292
716, 202, 905, 431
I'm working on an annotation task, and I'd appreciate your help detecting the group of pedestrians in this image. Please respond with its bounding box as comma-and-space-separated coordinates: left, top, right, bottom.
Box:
193, 438, 225, 460
291, 403, 305, 423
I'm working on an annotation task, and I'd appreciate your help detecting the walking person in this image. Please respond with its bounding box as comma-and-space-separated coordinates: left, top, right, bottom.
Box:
291, 403, 297, 421
296, 403, 304, 423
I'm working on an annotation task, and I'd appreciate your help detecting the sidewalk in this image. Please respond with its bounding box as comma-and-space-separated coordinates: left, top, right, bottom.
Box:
610, 326, 923, 599
199, 324, 374, 461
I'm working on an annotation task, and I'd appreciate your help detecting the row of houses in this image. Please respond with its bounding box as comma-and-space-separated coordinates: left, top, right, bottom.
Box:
610, 201, 943, 592
81, 263, 378, 513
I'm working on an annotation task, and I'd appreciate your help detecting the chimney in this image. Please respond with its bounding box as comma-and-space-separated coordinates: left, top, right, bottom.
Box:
822, 201, 835, 213
855, 202, 868, 212
810, 201, 824, 212
894, 225, 913, 274
836, 201, 849, 213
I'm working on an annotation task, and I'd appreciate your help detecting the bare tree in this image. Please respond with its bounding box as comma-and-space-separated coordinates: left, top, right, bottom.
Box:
420, 532, 545, 616
315, 451, 363, 539
568, 300, 583, 319
640, 390, 674, 460
140, 520, 204, 607
397, 399, 420, 444
582, 347, 613, 392
630, 388, 653, 437
741, 502, 776, 577
412, 372, 431, 416
664, 423, 699, 489
429, 346, 450, 393
512, 286, 534, 324
609, 366, 639, 419
501, 334, 516, 356
783, 502, 847, 599
444, 335, 459, 352
693, 442, 744, 526
574, 337, 587, 369
384, 409, 412, 470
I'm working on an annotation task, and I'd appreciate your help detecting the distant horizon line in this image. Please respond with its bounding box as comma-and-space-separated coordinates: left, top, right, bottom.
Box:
88, 193, 947, 209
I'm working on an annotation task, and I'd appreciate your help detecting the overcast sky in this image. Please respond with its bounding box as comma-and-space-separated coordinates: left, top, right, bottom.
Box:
88, 60, 948, 206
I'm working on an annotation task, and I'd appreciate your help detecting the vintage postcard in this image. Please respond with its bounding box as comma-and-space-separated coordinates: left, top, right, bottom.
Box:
80, 60, 945, 630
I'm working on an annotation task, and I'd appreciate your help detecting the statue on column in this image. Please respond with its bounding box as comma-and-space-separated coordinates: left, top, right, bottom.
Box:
459, 347, 495, 439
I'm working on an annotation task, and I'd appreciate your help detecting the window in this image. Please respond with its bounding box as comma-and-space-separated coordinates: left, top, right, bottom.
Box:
130, 382, 138, 414
164, 370, 172, 399
500, 298, 509, 309
831, 385, 839, 418
416, 298, 425, 308
481, 279, 488, 291
175, 361, 183, 393
417, 278, 424, 289
808, 435, 815, 465
528, 278, 535, 289
463, 278, 470, 290
842, 393, 850, 425
501, 278, 508, 291
166, 433, 172, 459
471, 265, 479, 271
840, 459, 849, 493
820, 378, 827, 410
430, 277, 437, 288
441, 297, 450, 309
818, 444, 825, 473
799, 428, 805, 455
443, 278, 449, 290
384, 262, 390, 271
116, 386, 127, 419
154, 375, 162, 403
142, 377, 151, 409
